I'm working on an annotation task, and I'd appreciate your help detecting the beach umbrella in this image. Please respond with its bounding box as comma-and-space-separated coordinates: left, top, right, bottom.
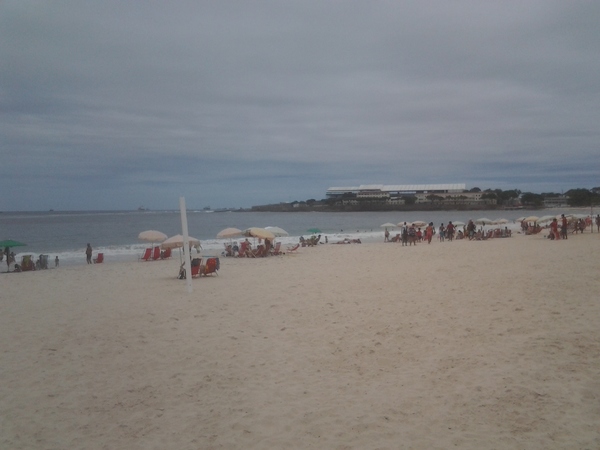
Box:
451, 221, 465, 227
516, 217, 526, 222
265, 226, 289, 237
138, 230, 168, 244
161, 234, 201, 249
537, 215, 556, 225
243, 227, 276, 240
524, 215, 539, 223
494, 218, 509, 225
410, 221, 427, 227
474, 218, 493, 226
0, 239, 27, 249
380, 222, 397, 228
307, 228, 321, 234
217, 227, 242, 239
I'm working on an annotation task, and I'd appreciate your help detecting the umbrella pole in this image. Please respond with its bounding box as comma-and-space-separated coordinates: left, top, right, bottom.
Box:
180, 197, 193, 293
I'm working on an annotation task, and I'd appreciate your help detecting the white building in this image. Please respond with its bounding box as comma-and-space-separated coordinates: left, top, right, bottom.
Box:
326, 184, 494, 206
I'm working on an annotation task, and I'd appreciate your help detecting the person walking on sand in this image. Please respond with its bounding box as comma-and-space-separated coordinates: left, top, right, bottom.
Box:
384, 228, 390, 242
425, 222, 434, 244
86, 243, 93, 264
439, 223, 445, 242
596, 214, 600, 232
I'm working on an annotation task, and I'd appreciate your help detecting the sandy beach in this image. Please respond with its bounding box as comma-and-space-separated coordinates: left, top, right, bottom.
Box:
1, 231, 599, 449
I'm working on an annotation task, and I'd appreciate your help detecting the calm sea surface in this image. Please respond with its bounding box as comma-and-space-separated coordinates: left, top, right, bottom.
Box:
0, 208, 593, 266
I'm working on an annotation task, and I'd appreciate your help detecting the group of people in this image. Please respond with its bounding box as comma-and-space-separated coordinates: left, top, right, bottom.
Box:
385, 219, 514, 244
300, 235, 323, 246
387, 221, 460, 245
387, 222, 433, 246
223, 238, 274, 257
530, 214, 598, 240
546, 214, 591, 240
3, 246, 59, 272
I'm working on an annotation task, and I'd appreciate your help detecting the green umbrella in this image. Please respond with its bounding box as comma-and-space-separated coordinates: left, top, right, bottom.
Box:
307, 228, 321, 234
0, 239, 27, 249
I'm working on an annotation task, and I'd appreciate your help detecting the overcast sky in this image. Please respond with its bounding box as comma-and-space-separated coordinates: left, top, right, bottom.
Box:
1, 1, 599, 211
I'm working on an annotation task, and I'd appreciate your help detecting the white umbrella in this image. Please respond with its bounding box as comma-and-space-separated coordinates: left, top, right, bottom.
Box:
410, 220, 427, 227
451, 221, 465, 227
524, 215, 539, 223
474, 218, 493, 226
161, 234, 201, 249
138, 230, 168, 243
265, 226, 289, 237
217, 227, 242, 239
494, 218, 509, 225
537, 215, 556, 225
380, 222, 397, 228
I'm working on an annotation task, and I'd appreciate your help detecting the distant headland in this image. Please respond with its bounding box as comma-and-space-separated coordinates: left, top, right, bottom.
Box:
248, 185, 600, 212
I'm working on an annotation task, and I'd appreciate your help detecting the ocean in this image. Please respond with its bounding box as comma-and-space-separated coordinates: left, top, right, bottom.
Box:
1, 208, 593, 267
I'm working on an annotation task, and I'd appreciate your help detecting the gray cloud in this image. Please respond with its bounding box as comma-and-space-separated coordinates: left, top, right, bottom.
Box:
1, 1, 599, 210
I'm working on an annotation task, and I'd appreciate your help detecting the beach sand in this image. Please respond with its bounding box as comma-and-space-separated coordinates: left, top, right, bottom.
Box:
1, 232, 599, 449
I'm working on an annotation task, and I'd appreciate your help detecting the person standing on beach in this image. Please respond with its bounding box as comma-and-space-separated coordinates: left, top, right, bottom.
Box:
550, 219, 560, 240
384, 228, 390, 242
401, 222, 408, 246
596, 214, 600, 232
425, 222, 434, 244
86, 243, 93, 264
4, 246, 10, 271
560, 214, 568, 240
446, 221, 455, 241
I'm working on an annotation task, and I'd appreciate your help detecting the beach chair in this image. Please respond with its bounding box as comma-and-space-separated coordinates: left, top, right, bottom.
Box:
93, 253, 104, 263
190, 258, 202, 278
139, 248, 152, 262
160, 248, 172, 259
151, 246, 161, 260
20, 255, 35, 271
270, 242, 282, 256
287, 244, 300, 253
200, 257, 219, 276
37, 254, 49, 269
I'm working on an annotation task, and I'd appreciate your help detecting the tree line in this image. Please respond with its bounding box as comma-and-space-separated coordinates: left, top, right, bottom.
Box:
475, 187, 600, 207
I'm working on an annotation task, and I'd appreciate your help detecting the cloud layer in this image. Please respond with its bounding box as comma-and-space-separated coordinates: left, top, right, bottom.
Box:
1, 1, 599, 210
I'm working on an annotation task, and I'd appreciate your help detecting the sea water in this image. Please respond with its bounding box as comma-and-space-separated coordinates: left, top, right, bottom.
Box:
0, 208, 592, 267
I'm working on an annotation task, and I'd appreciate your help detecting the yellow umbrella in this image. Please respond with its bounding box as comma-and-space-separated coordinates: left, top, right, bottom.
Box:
243, 227, 276, 240
217, 227, 242, 239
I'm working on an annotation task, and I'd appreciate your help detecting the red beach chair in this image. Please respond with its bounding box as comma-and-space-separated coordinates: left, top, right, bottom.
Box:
161, 248, 172, 259
286, 244, 300, 253
201, 257, 219, 276
93, 253, 104, 263
139, 248, 152, 262
151, 246, 161, 260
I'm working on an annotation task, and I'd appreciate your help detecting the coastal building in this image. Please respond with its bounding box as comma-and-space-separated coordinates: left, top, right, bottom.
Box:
326, 184, 495, 206
543, 195, 569, 208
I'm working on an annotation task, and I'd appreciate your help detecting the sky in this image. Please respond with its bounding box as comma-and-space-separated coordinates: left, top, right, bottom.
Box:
1, 1, 599, 211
